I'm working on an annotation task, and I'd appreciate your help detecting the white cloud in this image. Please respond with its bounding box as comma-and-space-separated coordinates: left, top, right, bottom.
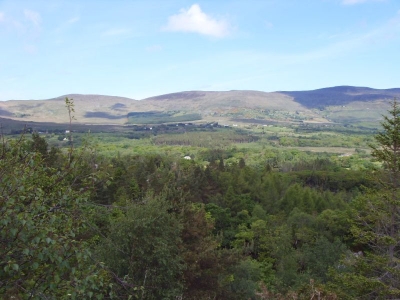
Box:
163, 4, 231, 38
23, 9, 41, 26
341, 0, 385, 5
0, 12, 5, 22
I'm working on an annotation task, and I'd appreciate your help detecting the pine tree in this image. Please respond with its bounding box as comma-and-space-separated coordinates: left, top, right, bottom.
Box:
333, 100, 400, 299
371, 99, 400, 188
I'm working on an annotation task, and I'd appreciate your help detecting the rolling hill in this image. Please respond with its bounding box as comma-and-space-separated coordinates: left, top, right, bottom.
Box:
0, 86, 399, 129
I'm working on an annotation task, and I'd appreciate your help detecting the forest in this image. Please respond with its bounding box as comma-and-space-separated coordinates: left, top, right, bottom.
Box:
2, 100, 400, 299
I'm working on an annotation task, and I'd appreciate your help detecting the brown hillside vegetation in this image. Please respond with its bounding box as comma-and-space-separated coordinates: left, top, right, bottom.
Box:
0, 86, 398, 126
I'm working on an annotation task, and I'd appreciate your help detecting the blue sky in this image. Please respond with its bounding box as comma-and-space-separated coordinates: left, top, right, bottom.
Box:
0, 0, 399, 100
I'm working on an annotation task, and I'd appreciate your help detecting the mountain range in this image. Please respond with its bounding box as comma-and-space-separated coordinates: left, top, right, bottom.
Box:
0, 86, 399, 128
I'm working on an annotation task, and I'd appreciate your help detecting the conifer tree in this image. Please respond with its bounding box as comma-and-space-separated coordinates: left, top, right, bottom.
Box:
333, 100, 400, 299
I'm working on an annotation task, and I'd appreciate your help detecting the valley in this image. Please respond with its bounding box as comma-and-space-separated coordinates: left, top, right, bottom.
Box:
1, 86, 399, 299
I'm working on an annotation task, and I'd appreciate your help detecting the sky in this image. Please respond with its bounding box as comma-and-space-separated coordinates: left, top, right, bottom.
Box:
0, 0, 399, 100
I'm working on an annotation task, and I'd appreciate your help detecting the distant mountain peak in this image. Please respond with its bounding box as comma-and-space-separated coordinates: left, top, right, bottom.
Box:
280, 86, 400, 108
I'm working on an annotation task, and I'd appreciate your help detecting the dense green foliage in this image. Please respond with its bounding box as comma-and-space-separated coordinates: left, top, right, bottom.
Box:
3, 100, 400, 299
0, 134, 110, 299
331, 100, 400, 299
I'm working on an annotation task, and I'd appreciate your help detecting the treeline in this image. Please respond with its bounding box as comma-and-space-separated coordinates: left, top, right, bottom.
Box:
127, 111, 202, 124
153, 131, 259, 147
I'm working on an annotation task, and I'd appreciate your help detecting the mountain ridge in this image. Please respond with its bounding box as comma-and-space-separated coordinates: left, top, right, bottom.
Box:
279, 86, 400, 108
0, 86, 399, 127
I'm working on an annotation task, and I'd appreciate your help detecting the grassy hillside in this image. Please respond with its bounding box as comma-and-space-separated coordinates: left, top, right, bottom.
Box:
0, 86, 398, 128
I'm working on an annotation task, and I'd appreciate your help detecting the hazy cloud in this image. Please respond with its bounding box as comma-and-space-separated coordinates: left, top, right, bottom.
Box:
24, 44, 37, 54
102, 28, 130, 36
163, 4, 231, 38
341, 0, 385, 5
0, 9, 41, 44
265, 21, 273, 29
146, 45, 163, 52
217, 9, 400, 72
67, 16, 79, 24
23, 9, 41, 26
280, 10, 399, 63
